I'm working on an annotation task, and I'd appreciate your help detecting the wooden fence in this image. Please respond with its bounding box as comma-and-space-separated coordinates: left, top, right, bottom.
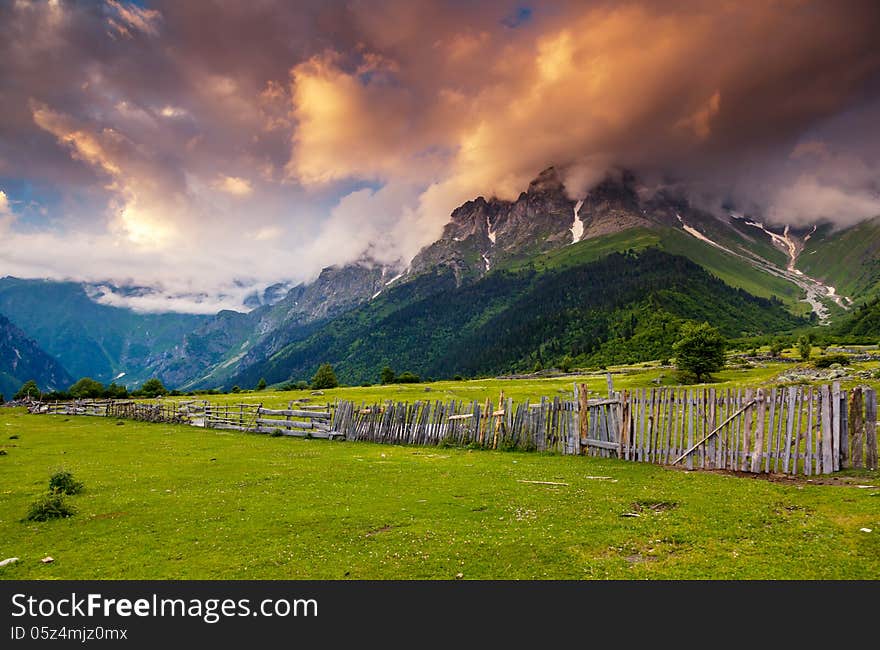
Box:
615, 384, 877, 475
30, 398, 341, 438
27, 381, 879, 476
330, 382, 878, 476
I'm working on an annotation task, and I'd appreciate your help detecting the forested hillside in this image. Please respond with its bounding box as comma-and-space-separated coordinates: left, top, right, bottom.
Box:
228, 249, 804, 388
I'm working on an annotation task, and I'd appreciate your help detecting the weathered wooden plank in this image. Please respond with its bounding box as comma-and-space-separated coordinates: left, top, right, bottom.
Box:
583, 438, 619, 451
764, 388, 777, 473
839, 389, 849, 469
708, 388, 718, 468
831, 382, 841, 472
741, 389, 753, 471
258, 408, 331, 419
806, 387, 814, 475
865, 388, 877, 471
790, 388, 804, 475
686, 389, 694, 470
821, 384, 833, 474
782, 387, 796, 474
750, 389, 766, 473
255, 417, 325, 430
850, 387, 864, 469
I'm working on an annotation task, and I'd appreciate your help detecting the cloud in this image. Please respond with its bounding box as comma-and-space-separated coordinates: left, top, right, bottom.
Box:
0, 190, 15, 232
1, 0, 879, 312
215, 175, 253, 197
105, 0, 162, 39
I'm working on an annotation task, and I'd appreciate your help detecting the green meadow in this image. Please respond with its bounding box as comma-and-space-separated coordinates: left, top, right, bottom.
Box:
1, 391, 878, 580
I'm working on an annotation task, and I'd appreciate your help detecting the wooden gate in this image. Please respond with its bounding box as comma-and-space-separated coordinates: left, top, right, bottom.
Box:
607, 383, 877, 475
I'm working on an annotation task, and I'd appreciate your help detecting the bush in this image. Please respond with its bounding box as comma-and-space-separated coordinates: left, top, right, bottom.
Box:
256, 378, 267, 391
813, 354, 849, 368
48, 470, 84, 495
230, 385, 241, 394
24, 493, 76, 522
396, 371, 420, 384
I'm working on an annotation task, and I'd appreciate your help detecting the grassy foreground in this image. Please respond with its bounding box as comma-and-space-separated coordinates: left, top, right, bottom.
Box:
1, 408, 878, 580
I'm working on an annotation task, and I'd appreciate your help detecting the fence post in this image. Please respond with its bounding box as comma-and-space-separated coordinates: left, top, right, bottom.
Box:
831, 382, 841, 471
849, 387, 863, 469
820, 384, 833, 474
865, 388, 877, 470
750, 389, 765, 473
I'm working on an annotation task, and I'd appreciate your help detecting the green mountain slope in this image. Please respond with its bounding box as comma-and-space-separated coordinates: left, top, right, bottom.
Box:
835, 297, 880, 340
797, 218, 880, 302
227, 249, 804, 388
0, 312, 73, 398
0, 278, 208, 386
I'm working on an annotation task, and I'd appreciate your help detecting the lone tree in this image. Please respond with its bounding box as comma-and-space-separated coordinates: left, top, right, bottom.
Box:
673, 322, 726, 382
380, 366, 396, 385
797, 335, 813, 361
311, 363, 338, 390
256, 377, 267, 391
13, 379, 40, 401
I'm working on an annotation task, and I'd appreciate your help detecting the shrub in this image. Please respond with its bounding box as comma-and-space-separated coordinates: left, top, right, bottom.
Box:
813, 354, 849, 368
270, 429, 284, 437
24, 493, 76, 522
230, 385, 241, 393
48, 469, 84, 495
396, 371, 420, 384
256, 378, 267, 391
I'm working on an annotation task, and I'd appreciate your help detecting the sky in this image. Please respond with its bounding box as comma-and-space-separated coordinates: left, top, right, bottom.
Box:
1, 0, 879, 313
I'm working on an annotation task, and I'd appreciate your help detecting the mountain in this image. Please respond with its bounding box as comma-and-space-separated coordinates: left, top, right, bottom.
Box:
0, 278, 208, 387
226, 248, 804, 387
796, 218, 880, 303
148, 258, 404, 389
2, 166, 877, 390
0, 312, 73, 399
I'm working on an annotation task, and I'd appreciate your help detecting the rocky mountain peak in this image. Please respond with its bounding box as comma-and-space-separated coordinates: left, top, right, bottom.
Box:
526, 166, 566, 195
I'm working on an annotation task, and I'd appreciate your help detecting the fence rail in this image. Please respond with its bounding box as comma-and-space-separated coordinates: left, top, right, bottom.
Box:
26, 381, 879, 476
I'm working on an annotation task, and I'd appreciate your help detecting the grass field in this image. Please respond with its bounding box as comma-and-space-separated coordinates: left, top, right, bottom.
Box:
1, 407, 878, 580
168, 357, 877, 410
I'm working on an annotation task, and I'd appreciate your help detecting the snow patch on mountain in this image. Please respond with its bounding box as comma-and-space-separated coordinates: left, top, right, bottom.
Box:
569, 199, 584, 244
